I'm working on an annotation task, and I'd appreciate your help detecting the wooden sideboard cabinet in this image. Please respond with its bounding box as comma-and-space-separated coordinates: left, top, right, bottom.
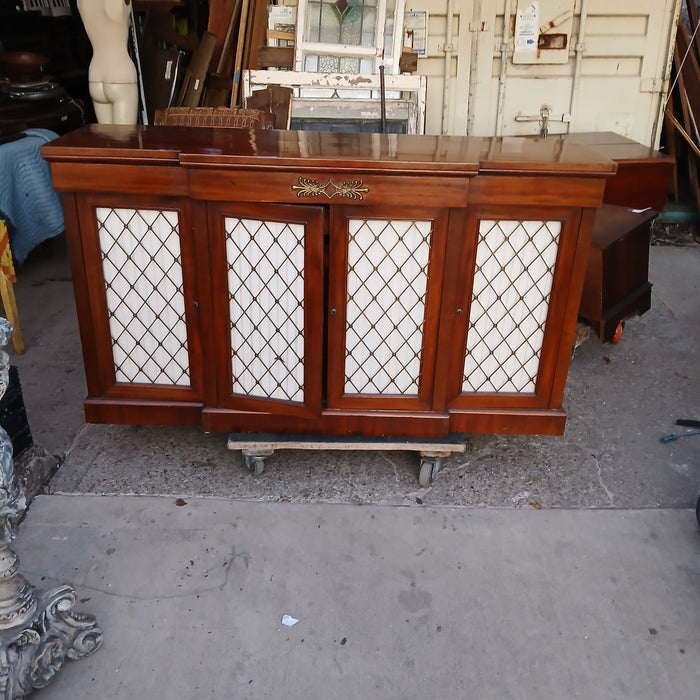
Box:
41, 125, 615, 439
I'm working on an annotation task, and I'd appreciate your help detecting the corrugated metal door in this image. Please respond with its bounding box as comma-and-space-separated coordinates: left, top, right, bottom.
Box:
408, 0, 681, 146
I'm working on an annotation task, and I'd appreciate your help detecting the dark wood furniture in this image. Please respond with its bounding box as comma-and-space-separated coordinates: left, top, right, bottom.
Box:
42, 125, 615, 438
579, 204, 657, 343
561, 131, 674, 212
555, 132, 674, 341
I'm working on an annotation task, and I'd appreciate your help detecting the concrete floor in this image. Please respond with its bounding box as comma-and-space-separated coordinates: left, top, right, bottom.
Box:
16, 496, 700, 699
7, 234, 700, 509
3, 233, 700, 698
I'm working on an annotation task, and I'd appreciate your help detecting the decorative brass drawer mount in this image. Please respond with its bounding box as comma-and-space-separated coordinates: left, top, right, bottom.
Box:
291, 177, 369, 200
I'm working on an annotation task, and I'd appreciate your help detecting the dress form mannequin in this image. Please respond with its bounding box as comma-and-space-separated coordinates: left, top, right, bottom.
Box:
77, 0, 138, 125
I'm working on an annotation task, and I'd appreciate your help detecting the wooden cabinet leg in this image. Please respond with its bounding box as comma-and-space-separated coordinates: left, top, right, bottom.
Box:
0, 223, 24, 355
0, 282, 24, 355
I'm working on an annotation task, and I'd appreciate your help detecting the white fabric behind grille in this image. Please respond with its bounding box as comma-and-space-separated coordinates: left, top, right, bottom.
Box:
225, 217, 305, 403
97, 207, 190, 386
462, 219, 561, 394
344, 218, 431, 396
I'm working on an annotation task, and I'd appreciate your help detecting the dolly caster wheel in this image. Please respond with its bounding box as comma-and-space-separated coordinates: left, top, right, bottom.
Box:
418, 457, 442, 487
243, 453, 266, 475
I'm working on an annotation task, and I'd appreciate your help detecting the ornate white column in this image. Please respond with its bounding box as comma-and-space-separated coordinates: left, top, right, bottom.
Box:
0, 318, 102, 698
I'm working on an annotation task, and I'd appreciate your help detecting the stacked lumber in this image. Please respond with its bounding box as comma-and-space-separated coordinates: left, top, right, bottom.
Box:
136, 0, 275, 120
202, 0, 271, 108
665, 0, 700, 211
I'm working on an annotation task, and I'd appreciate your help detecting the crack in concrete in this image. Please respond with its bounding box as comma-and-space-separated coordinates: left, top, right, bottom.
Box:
592, 452, 615, 506
380, 452, 401, 483
448, 439, 500, 475
24, 544, 249, 601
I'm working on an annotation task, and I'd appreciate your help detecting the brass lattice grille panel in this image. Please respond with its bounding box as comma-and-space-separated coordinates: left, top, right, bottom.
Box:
462, 219, 561, 394
344, 218, 432, 395
97, 207, 190, 386
225, 217, 305, 402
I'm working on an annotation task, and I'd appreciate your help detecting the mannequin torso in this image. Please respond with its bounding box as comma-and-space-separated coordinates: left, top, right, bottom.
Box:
77, 0, 138, 124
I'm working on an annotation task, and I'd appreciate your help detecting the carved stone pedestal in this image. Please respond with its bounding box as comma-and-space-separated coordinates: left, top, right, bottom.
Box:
0, 318, 102, 698
0, 582, 103, 698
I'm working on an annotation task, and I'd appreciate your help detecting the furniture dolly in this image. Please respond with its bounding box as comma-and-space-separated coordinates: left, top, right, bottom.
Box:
228, 432, 467, 486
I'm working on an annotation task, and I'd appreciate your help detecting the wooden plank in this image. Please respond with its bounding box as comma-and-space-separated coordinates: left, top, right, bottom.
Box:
266, 29, 295, 42
266, 84, 293, 129
243, 0, 269, 71
686, 0, 700, 64
0, 277, 24, 354
0, 220, 24, 354
664, 98, 680, 202
215, 0, 241, 75
207, 0, 239, 70
177, 32, 217, 108
245, 84, 293, 128
675, 19, 700, 139
256, 46, 294, 70
665, 108, 700, 158
671, 40, 700, 213
202, 0, 241, 107
229, 0, 250, 107
227, 432, 466, 454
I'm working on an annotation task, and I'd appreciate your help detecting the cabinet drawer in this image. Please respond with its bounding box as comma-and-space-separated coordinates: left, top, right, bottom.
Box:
189, 170, 469, 207
49, 163, 188, 195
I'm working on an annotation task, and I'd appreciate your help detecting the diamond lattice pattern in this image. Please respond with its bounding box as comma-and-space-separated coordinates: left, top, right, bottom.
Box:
226, 217, 305, 403
97, 207, 190, 386
462, 219, 561, 394
344, 218, 432, 395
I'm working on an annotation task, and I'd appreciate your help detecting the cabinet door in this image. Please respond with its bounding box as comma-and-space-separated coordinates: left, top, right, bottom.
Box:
327, 205, 448, 411
443, 205, 584, 414
208, 202, 324, 418
76, 194, 204, 422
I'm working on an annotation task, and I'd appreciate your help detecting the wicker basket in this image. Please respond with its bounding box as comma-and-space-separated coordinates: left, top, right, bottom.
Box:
153, 107, 274, 129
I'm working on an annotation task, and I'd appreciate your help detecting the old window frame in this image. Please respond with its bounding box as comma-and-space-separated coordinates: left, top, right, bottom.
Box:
294, 0, 407, 75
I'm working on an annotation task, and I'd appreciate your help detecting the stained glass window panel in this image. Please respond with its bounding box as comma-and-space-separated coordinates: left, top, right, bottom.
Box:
304, 0, 377, 47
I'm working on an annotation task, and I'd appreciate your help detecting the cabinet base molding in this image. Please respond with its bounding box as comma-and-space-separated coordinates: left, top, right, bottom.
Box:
202, 407, 451, 438
84, 398, 203, 426
83, 401, 567, 438
447, 408, 567, 436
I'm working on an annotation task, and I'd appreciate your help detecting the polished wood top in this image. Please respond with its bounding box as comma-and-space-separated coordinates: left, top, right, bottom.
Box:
477, 136, 617, 174
40, 124, 182, 164
41, 124, 617, 177
592, 204, 657, 247
548, 131, 674, 164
